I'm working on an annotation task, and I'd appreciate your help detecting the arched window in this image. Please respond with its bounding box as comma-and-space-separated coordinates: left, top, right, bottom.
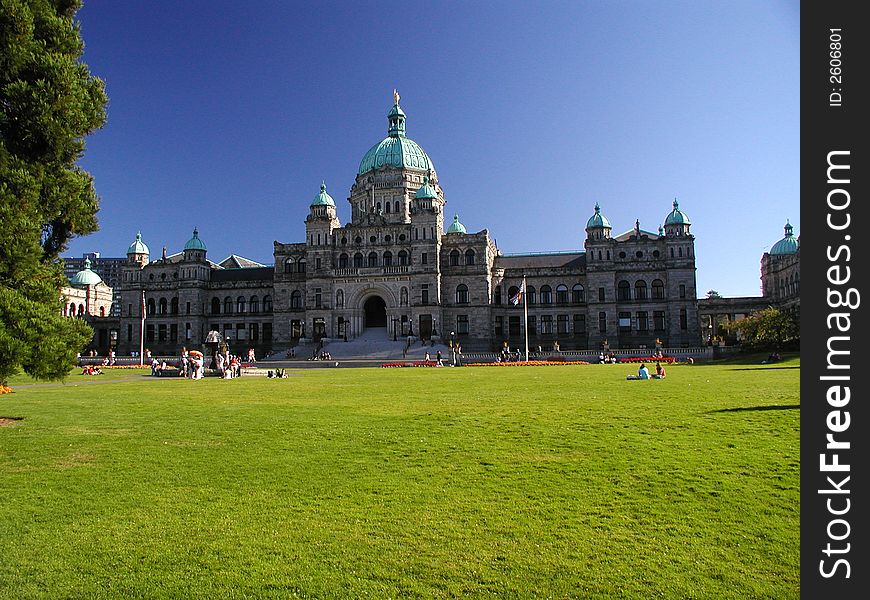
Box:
508, 286, 519, 304
171, 297, 179, 315
651, 279, 665, 299
284, 258, 294, 273
159, 298, 168, 314
367, 252, 378, 268
385, 201, 391, 213
224, 297, 233, 314
556, 284, 569, 304
290, 290, 302, 309
249, 296, 259, 313
540, 285, 553, 304
494, 286, 502, 305
237, 296, 246, 313
263, 295, 272, 312
398, 250, 408, 266
147, 299, 156, 316
465, 249, 476, 265
383, 251, 393, 266
395, 200, 400, 213
79, 303, 86, 315
99, 306, 105, 317
456, 284, 469, 304
634, 280, 647, 301
449, 249, 460, 266
527, 286, 536, 305
617, 280, 631, 301
572, 284, 585, 303
336, 289, 344, 308
339, 253, 349, 268
298, 259, 306, 273
211, 297, 221, 315
354, 252, 363, 268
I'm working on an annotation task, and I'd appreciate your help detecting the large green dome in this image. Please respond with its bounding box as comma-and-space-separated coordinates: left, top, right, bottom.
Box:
127, 231, 149, 255
586, 203, 611, 229
770, 221, 799, 255
184, 228, 207, 251
358, 96, 434, 175
69, 258, 103, 286
664, 199, 691, 225
311, 182, 335, 207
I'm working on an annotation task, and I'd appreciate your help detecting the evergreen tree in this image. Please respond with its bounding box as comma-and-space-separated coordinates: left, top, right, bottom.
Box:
1, 0, 107, 384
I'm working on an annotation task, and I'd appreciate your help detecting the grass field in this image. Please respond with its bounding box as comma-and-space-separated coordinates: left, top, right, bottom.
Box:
0, 357, 800, 599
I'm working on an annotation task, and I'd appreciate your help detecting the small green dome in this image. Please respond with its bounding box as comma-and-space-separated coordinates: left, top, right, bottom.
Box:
358, 96, 434, 175
586, 203, 611, 229
415, 176, 437, 199
311, 182, 335, 207
770, 221, 799, 255
127, 231, 149, 255
69, 258, 103, 286
184, 228, 207, 251
446, 214, 467, 234
664, 199, 691, 226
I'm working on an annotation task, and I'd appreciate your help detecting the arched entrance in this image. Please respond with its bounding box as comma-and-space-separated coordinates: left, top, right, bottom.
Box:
363, 296, 387, 328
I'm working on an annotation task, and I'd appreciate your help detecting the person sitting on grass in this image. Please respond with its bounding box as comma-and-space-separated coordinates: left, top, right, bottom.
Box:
626, 363, 651, 380
652, 362, 666, 379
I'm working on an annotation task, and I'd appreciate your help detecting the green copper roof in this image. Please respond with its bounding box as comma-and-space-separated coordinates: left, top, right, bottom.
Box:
446, 214, 467, 234
127, 231, 149, 255
770, 221, 799, 255
664, 198, 691, 225
311, 182, 335, 207
414, 176, 437, 199
69, 258, 103, 286
586, 203, 611, 229
358, 97, 434, 175
184, 228, 207, 251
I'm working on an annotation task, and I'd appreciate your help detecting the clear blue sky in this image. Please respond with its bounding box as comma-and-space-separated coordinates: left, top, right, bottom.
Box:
68, 0, 799, 298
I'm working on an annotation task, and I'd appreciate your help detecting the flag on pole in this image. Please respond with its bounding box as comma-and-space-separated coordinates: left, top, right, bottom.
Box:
140, 290, 147, 320
509, 280, 525, 305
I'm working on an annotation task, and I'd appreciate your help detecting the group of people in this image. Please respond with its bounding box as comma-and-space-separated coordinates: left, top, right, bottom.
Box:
598, 352, 619, 364
309, 350, 332, 361
80, 364, 104, 375
626, 362, 667, 380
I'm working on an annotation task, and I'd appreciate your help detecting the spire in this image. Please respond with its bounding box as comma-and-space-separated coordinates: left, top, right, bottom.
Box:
388, 89, 406, 137
784, 220, 793, 236
83, 257, 92, 270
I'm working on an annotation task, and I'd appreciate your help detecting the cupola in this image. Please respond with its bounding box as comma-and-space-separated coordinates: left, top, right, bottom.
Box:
446, 214, 467, 234
663, 198, 691, 236
69, 258, 103, 287
585, 203, 612, 240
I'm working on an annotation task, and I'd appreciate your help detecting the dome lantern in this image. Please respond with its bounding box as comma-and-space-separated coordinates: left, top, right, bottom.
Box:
769, 220, 799, 255
358, 93, 435, 176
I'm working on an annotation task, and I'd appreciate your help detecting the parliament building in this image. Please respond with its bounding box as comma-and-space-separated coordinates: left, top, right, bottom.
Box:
112, 95, 702, 355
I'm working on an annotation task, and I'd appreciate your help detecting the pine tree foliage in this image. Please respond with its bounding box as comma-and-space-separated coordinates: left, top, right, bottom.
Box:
1, 0, 107, 384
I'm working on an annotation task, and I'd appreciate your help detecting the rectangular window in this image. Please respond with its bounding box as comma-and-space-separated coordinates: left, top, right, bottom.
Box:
127, 303, 132, 317
457, 315, 469, 335
236, 323, 246, 340
527, 315, 536, 336
421, 284, 429, 306
679, 284, 686, 299
158, 324, 167, 342
541, 315, 553, 334
315, 288, 322, 308
508, 316, 521, 336
315, 257, 322, 270
618, 312, 631, 332
653, 311, 666, 331
186, 301, 191, 315
262, 323, 272, 341
494, 316, 504, 337
146, 324, 155, 343
598, 287, 605, 302
573, 314, 586, 335
251, 323, 259, 341
598, 311, 607, 333
170, 324, 178, 342
557, 314, 569, 334
494, 286, 502, 305
127, 324, 133, 342
637, 311, 648, 332
680, 308, 688, 330
421, 252, 428, 265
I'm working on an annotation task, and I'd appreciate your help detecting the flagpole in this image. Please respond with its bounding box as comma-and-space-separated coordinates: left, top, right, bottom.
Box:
139, 290, 145, 366
522, 275, 529, 362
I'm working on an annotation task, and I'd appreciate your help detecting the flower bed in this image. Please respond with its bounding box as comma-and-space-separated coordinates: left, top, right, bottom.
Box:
617, 356, 676, 364
381, 361, 440, 368
0, 385, 13, 395
466, 360, 590, 367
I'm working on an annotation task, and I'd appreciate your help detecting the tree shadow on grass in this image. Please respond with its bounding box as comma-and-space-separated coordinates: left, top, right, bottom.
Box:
708, 405, 800, 414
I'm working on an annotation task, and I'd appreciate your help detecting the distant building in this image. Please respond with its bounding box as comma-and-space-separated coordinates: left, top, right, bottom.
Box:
112, 94, 702, 356
62, 252, 125, 314
61, 258, 118, 353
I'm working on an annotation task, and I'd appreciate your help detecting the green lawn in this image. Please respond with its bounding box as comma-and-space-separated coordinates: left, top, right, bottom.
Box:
0, 358, 800, 599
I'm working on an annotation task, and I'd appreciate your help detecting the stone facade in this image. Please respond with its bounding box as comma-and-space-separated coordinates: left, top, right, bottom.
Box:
114, 97, 702, 356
